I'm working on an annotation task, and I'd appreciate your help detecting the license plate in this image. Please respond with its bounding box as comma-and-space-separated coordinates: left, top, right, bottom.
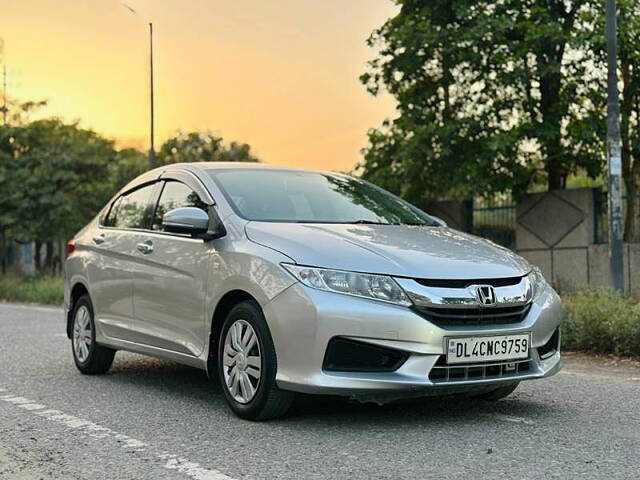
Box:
446, 333, 530, 364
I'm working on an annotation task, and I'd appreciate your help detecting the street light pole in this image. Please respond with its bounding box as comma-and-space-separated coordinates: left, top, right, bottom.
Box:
0, 39, 5, 126
2, 64, 7, 126
148, 22, 156, 169
605, 0, 624, 293
122, 5, 156, 169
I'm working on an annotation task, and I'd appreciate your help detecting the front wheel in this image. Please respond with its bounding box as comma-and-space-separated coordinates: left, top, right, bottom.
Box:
218, 300, 293, 421
71, 295, 115, 374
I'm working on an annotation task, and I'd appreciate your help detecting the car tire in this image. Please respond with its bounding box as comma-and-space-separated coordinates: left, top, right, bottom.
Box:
475, 381, 520, 401
71, 295, 116, 375
218, 300, 294, 421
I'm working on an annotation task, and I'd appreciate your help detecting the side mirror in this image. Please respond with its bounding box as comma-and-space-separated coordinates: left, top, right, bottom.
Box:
162, 207, 226, 240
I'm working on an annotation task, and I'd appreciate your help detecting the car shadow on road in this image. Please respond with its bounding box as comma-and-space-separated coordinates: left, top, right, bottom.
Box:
105, 353, 562, 426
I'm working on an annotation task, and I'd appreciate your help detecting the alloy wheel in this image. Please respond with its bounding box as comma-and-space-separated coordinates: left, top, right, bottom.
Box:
222, 319, 262, 404
73, 305, 92, 363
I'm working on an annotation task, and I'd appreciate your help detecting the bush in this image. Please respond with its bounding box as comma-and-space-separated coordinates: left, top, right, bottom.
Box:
0, 275, 64, 305
562, 288, 640, 357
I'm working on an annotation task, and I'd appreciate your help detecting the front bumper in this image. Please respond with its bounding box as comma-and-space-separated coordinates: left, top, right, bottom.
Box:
263, 281, 563, 397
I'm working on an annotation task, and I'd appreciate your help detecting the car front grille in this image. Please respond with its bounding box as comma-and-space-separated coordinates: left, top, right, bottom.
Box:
414, 276, 524, 288
414, 304, 530, 327
429, 356, 532, 384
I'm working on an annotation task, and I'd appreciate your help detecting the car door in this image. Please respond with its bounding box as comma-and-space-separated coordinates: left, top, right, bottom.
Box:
129, 179, 214, 357
87, 183, 157, 341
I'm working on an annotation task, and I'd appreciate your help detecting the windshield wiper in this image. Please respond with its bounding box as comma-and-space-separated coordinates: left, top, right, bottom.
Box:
351, 220, 391, 225
292, 220, 393, 225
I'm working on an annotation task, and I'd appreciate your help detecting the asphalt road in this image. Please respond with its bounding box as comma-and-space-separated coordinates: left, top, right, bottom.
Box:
0, 303, 639, 480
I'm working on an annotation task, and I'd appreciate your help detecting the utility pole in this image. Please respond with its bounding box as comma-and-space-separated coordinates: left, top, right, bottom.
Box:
606, 0, 624, 293
148, 22, 156, 169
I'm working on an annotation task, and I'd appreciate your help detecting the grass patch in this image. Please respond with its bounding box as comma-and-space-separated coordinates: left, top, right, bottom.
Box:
562, 288, 640, 358
0, 275, 64, 305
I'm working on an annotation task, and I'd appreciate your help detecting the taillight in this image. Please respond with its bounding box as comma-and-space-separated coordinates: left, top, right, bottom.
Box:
66, 240, 76, 257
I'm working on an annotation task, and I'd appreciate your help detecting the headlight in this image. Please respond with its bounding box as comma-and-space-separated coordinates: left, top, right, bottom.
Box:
282, 264, 412, 306
528, 266, 547, 299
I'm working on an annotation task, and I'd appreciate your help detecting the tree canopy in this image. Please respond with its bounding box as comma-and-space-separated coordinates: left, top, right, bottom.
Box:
0, 121, 260, 272
1, 120, 116, 242
580, 0, 640, 240
359, 0, 627, 206
158, 130, 260, 165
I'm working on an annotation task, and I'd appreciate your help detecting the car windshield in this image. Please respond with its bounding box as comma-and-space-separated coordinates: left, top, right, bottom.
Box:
207, 169, 440, 225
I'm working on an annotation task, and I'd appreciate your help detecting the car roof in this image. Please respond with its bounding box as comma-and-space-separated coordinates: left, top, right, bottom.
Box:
118, 162, 349, 198
170, 162, 340, 175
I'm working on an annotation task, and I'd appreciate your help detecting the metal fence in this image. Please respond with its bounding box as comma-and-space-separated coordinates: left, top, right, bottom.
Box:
470, 197, 517, 250
453, 187, 640, 250
594, 191, 640, 244
466, 189, 640, 249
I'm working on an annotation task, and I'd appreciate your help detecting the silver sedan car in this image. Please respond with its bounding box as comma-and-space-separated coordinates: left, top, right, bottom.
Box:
64, 163, 562, 420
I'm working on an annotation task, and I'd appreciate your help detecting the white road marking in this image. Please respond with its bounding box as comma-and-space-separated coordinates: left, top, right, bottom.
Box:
19, 403, 45, 411
0, 389, 236, 480
160, 454, 236, 480
1, 395, 34, 404
16, 407, 145, 448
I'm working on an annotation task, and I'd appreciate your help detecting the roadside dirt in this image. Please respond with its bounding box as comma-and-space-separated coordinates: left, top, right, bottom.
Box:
562, 351, 640, 380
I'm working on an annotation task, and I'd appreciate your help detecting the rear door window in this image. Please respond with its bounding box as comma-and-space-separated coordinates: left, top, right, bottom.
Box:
102, 196, 122, 227
112, 184, 156, 230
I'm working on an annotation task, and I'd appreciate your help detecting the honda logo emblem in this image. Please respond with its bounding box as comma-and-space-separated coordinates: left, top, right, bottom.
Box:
475, 285, 497, 306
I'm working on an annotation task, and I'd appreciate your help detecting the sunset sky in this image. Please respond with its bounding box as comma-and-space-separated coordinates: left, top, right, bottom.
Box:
1, 0, 399, 172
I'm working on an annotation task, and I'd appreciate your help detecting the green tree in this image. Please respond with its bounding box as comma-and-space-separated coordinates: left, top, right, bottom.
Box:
5, 99, 48, 126
109, 147, 147, 192
581, 0, 640, 241
0, 127, 28, 273
4, 119, 117, 271
0, 99, 48, 272
617, 0, 640, 241
360, 0, 603, 206
158, 130, 259, 165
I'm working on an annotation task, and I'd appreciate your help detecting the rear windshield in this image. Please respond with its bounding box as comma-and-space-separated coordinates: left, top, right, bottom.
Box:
207, 169, 439, 225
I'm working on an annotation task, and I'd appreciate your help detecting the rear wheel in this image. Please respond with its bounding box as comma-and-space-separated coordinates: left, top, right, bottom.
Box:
475, 382, 520, 401
71, 295, 115, 374
218, 300, 293, 421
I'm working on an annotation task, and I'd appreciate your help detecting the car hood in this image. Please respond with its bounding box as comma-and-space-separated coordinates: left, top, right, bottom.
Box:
245, 223, 530, 279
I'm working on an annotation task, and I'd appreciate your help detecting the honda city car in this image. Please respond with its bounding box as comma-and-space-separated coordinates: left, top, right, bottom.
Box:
64, 163, 562, 420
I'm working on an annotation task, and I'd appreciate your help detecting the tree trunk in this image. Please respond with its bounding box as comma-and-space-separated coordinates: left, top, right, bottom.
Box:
546, 156, 564, 191
539, 46, 566, 192
0, 229, 6, 275
56, 240, 64, 275
624, 178, 638, 242
34, 241, 42, 272
620, 46, 637, 242
442, 49, 452, 122
45, 242, 54, 274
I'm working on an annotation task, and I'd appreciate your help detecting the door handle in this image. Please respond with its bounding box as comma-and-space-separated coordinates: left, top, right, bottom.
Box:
93, 234, 106, 245
136, 240, 154, 255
